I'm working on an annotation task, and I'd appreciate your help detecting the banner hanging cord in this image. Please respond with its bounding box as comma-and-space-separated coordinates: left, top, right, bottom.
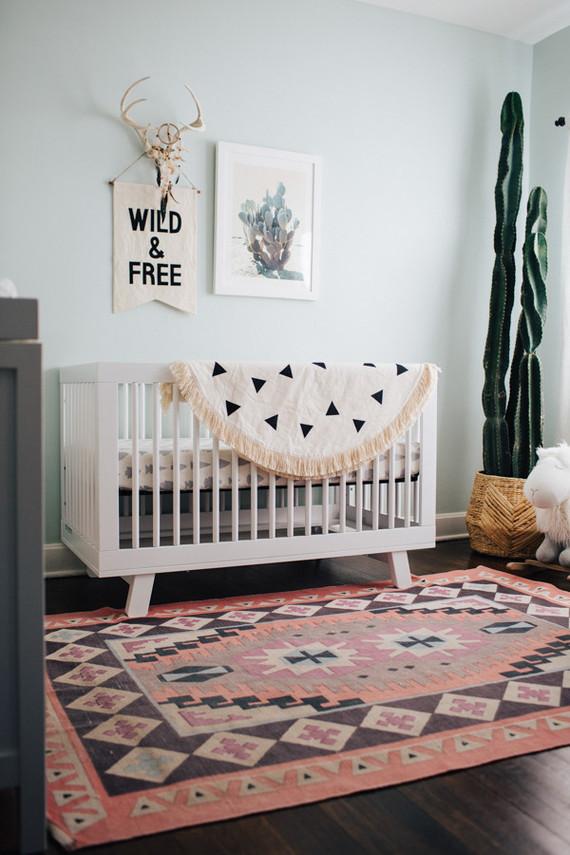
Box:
109, 156, 200, 192
109, 153, 146, 185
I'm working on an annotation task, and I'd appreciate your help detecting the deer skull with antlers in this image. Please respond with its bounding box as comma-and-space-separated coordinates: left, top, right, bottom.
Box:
120, 76, 205, 212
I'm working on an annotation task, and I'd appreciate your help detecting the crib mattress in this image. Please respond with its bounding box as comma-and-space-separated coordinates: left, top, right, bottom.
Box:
118, 438, 420, 492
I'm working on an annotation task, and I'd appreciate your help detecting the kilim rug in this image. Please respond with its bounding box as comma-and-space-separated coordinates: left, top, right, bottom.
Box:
45, 567, 570, 849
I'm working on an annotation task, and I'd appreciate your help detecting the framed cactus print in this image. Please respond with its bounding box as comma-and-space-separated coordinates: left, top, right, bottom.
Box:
214, 142, 322, 300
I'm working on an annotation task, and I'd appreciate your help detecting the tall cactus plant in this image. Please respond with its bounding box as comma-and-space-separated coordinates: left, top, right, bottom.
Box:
507, 187, 548, 477
482, 92, 524, 477
481, 92, 548, 480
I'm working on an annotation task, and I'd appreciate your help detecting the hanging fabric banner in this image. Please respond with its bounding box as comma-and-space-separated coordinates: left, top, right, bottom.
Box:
113, 182, 197, 314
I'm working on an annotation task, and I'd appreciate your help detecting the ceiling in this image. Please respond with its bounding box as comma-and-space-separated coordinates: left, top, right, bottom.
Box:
355, 0, 570, 44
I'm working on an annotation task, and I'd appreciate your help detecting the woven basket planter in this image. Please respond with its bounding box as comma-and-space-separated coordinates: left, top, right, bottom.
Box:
465, 470, 543, 559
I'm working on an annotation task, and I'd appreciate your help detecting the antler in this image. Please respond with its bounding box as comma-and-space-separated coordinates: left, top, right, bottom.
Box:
180, 84, 205, 133
120, 77, 205, 148
120, 76, 153, 149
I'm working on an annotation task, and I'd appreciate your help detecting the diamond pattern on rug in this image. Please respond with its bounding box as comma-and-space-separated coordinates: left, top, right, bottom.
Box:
434, 693, 501, 721
502, 680, 562, 706
107, 747, 188, 782
85, 715, 161, 746
67, 687, 142, 715
45, 567, 570, 850
53, 663, 123, 687
360, 705, 431, 736
194, 733, 276, 767
280, 719, 356, 751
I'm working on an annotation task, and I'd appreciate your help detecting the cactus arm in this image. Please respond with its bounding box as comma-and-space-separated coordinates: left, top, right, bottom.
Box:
507, 186, 548, 478
481, 92, 524, 476
505, 315, 524, 444
512, 353, 543, 478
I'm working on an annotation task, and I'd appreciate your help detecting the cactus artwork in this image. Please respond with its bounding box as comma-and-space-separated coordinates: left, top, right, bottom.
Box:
238, 183, 303, 279
481, 92, 548, 480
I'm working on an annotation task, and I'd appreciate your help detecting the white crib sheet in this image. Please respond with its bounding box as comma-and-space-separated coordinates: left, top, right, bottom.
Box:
118, 438, 420, 492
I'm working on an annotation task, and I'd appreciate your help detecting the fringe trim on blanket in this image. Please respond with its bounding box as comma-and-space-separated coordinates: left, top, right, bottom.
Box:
163, 362, 438, 480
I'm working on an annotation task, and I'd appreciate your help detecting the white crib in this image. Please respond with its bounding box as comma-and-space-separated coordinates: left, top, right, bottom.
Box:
60, 363, 437, 617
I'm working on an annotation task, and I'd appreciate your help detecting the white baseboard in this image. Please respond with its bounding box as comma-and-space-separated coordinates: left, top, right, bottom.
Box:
44, 542, 88, 577
44, 513, 468, 578
435, 512, 468, 541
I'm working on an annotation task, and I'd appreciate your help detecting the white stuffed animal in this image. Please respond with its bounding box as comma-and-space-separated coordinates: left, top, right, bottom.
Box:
0, 277, 17, 297
524, 443, 570, 566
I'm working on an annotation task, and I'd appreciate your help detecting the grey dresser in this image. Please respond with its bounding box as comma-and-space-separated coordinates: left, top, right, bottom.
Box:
0, 299, 45, 852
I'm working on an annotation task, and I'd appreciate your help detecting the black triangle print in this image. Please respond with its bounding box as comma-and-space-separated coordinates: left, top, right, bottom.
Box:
353, 419, 365, 433
279, 364, 294, 378
226, 400, 241, 416
326, 401, 340, 416
212, 361, 227, 377
313, 362, 327, 369
300, 423, 314, 438
265, 414, 279, 430
396, 363, 408, 375
371, 389, 384, 405
364, 362, 376, 367
252, 377, 266, 393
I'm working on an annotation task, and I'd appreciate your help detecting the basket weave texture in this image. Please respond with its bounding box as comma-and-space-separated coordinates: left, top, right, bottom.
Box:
465, 471, 543, 559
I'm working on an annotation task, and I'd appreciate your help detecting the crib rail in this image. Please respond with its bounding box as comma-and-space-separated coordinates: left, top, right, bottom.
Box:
61, 363, 434, 556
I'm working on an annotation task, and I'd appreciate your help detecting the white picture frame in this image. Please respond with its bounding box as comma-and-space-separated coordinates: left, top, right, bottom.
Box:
214, 141, 322, 300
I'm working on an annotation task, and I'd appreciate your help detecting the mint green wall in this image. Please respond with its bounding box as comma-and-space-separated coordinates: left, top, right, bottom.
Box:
0, 0, 533, 543
530, 26, 570, 446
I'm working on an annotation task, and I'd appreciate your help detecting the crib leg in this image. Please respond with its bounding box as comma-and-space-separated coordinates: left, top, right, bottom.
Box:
386, 551, 412, 587
369, 550, 413, 588
123, 573, 155, 617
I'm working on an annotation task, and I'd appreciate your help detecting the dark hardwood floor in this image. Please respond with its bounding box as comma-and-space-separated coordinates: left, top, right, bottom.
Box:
4, 540, 570, 854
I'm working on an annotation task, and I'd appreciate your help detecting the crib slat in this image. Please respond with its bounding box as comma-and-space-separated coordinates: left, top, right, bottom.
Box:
232, 451, 239, 541
251, 464, 258, 539
74, 384, 81, 536
371, 456, 380, 531
86, 383, 96, 545
139, 383, 145, 439
287, 479, 294, 536
305, 480, 312, 535
356, 465, 363, 531
193, 414, 200, 544
172, 385, 181, 546
68, 384, 76, 533
414, 414, 421, 523
322, 477, 329, 533
76, 384, 82, 536
78, 384, 86, 537
152, 384, 161, 547
131, 383, 140, 548
121, 383, 129, 440
269, 473, 276, 538
404, 427, 412, 526
212, 436, 220, 543
60, 384, 68, 529
387, 443, 396, 529
339, 473, 347, 532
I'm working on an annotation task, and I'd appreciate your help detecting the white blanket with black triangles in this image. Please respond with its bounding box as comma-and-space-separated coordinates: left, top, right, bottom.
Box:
166, 361, 438, 479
